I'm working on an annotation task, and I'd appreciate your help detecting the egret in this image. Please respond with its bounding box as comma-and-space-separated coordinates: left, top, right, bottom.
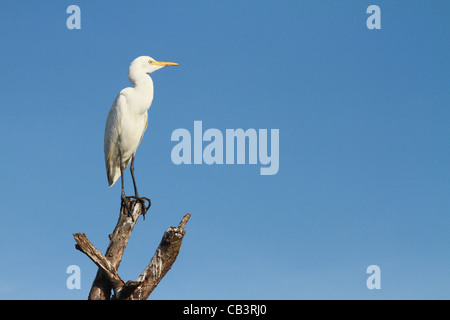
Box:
104, 56, 178, 213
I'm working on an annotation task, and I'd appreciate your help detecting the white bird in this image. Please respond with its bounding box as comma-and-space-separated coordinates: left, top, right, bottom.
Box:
104, 56, 178, 210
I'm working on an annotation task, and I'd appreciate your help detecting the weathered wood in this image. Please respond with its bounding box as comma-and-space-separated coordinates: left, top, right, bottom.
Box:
88, 200, 145, 300
73, 232, 127, 295
74, 198, 190, 300
130, 213, 191, 300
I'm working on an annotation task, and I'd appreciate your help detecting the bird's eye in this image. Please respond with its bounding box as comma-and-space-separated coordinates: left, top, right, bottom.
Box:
148, 60, 154, 64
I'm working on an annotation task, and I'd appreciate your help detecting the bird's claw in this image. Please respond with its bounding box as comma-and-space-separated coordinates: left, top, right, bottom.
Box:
121, 193, 134, 217
128, 196, 151, 219
121, 192, 151, 220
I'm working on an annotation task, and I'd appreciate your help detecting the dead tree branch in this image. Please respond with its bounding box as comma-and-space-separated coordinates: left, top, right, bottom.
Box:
130, 213, 191, 300
73, 199, 190, 300
73, 232, 126, 295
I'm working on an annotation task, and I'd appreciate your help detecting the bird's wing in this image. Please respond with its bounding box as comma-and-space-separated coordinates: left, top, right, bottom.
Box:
137, 112, 148, 147
104, 92, 126, 187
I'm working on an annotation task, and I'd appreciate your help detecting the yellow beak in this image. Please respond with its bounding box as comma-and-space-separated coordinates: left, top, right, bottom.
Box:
150, 60, 179, 67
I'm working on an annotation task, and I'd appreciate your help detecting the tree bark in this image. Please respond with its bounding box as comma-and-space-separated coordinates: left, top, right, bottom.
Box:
130, 214, 191, 300
73, 199, 190, 300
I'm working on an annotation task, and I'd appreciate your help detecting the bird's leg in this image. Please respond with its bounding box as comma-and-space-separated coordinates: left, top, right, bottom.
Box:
130, 155, 139, 198
119, 150, 133, 216
129, 155, 151, 218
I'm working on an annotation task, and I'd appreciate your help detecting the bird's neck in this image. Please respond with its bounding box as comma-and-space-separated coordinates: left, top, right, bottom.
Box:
129, 74, 154, 114
132, 74, 154, 91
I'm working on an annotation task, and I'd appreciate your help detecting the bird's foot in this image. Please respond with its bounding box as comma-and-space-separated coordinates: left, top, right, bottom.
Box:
128, 196, 151, 220
121, 192, 134, 217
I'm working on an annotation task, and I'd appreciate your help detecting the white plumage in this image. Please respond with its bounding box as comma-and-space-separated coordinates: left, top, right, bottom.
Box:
104, 56, 178, 199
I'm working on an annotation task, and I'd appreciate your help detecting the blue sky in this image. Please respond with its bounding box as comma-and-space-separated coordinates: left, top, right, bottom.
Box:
0, 1, 449, 299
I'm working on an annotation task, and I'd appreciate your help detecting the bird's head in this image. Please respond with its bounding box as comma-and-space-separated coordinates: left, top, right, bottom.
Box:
128, 56, 178, 82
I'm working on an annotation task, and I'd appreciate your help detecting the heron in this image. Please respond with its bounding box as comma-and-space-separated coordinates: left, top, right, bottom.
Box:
104, 56, 178, 213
